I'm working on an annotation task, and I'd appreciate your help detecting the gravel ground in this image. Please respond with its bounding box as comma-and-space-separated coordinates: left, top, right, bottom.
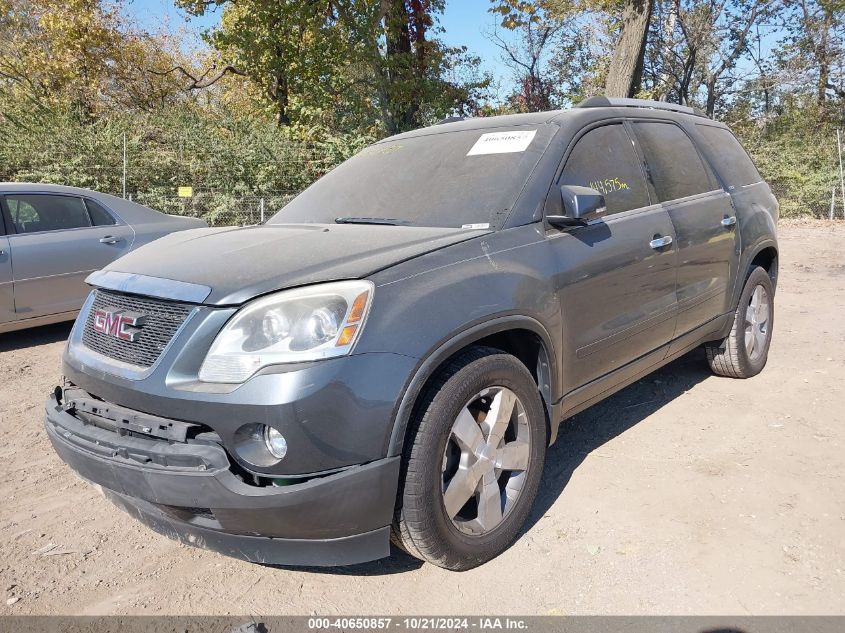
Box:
0, 221, 843, 616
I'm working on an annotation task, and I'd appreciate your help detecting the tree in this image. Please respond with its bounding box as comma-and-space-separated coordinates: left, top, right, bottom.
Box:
0, 0, 194, 114
701, 0, 768, 115
672, 0, 770, 116
634, 0, 772, 116
0, 0, 124, 111
489, 2, 566, 111
488, 0, 598, 110
605, 0, 654, 96
329, 0, 490, 133
177, 0, 489, 134
175, 0, 345, 127
778, 0, 845, 105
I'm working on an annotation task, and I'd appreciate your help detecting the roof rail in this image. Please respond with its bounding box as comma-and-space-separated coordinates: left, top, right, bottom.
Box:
437, 116, 466, 125
576, 96, 708, 118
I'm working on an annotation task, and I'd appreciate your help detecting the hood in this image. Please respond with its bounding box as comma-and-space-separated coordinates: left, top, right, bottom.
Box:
101, 223, 488, 305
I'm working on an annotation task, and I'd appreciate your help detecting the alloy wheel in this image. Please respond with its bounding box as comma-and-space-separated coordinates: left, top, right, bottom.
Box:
441, 386, 531, 536
744, 284, 770, 360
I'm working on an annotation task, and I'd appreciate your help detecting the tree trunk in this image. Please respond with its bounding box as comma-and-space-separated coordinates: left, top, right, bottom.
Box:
407, 0, 429, 127
678, 47, 696, 105
705, 76, 718, 117
605, 0, 654, 97
817, 10, 832, 105
272, 73, 290, 127
384, 0, 414, 134
657, 0, 678, 101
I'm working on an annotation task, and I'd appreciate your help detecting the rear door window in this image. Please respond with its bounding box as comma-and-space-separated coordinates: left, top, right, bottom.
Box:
695, 125, 762, 188
84, 199, 117, 226
632, 122, 718, 202
559, 124, 651, 215
6, 194, 92, 234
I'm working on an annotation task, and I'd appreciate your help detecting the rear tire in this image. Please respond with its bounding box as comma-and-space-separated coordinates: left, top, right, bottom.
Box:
392, 347, 547, 571
705, 266, 774, 378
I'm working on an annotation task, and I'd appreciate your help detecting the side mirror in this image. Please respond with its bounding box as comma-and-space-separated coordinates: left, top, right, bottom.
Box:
546, 185, 606, 228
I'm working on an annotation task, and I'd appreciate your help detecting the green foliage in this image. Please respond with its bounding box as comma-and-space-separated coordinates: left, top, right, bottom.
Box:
0, 97, 374, 222
177, 0, 491, 134
728, 98, 842, 218
200, 0, 347, 126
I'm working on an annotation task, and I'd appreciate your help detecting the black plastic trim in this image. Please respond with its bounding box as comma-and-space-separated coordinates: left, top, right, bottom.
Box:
46, 393, 400, 551
107, 490, 391, 566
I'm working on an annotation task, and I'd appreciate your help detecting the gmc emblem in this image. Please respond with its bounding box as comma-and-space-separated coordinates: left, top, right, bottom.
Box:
92, 308, 147, 342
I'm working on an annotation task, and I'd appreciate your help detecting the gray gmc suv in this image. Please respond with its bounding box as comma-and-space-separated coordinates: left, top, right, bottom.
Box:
45, 98, 779, 571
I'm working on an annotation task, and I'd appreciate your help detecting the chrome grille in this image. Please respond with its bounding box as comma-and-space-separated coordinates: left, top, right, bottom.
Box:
81, 290, 194, 368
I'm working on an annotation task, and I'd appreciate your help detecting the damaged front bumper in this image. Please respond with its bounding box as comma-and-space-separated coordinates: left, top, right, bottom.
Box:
45, 389, 399, 566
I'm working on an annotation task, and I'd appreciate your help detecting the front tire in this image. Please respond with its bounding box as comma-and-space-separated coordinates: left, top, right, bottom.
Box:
705, 265, 775, 378
392, 347, 547, 571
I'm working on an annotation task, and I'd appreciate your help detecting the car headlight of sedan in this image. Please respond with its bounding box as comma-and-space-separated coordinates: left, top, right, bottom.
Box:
198, 280, 374, 383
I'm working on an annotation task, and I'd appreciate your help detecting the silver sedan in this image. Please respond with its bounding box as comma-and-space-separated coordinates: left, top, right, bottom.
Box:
0, 183, 207, 334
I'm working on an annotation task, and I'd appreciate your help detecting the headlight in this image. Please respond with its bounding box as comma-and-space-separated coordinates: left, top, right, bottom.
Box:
198, 280, 374, 383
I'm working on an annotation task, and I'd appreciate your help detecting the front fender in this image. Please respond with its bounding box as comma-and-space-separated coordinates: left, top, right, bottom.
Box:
384, 314, 560, 457
358, 224, 563, 456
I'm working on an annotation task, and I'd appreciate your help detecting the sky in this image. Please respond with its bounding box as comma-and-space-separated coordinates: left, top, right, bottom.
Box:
124, 0, 519, 94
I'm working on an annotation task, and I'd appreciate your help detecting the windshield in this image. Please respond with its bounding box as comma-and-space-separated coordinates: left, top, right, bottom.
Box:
269, 125, 554, 229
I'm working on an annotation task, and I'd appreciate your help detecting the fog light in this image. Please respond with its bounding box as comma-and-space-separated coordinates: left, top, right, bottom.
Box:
263, 426, 287, 460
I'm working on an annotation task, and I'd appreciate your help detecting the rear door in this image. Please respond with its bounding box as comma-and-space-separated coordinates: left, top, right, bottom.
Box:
550, 122, 679, 391
630, 120, 739, 337
0, 212, 12, 325
1, 193, 132, 319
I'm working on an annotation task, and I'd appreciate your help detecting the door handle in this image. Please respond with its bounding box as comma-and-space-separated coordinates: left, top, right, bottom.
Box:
721, 216, 737, 227
649, 235, 673, 249
99, 236, 122, 245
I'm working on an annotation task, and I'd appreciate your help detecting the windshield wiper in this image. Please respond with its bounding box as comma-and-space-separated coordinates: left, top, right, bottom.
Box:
335, 216, 411, 226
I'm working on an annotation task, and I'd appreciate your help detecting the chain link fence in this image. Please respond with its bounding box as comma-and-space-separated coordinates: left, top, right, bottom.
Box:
771, 180, 845, 220
130, 192, 298, 227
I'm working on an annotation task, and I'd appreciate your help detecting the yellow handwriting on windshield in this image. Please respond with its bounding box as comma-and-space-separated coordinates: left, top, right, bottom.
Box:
589, 178, 630, 195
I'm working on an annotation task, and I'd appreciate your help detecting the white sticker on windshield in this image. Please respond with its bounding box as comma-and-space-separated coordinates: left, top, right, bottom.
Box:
467, 130, 537, 156
461, 223, 490, 229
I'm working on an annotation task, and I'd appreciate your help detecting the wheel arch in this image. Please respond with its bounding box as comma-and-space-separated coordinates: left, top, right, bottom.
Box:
715, 238, 779, 342
386, 315, 559, 457
731, 238, 778, 308
749, 243, 779, 289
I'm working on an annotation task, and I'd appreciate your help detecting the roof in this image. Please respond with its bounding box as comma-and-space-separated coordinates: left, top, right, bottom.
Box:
385, 98, 712, 143
385, 110, 568, 142
0, 182, 167, 224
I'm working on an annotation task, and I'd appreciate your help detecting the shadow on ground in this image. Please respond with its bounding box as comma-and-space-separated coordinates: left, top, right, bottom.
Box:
0, 321, 73, 352
524, 348, 712, 532
284, 348, 713, 577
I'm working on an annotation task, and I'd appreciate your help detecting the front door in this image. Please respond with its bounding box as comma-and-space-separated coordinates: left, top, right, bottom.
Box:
1, 193, 133, 320
549, 122, 679, 394
630, 121, 739, 337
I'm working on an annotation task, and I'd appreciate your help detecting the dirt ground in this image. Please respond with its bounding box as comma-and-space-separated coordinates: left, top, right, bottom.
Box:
0, 220, 843, 616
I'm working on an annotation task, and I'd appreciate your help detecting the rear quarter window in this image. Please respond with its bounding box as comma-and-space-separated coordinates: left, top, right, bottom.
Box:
85, 199, 117, 226
694, 125, 762, 189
